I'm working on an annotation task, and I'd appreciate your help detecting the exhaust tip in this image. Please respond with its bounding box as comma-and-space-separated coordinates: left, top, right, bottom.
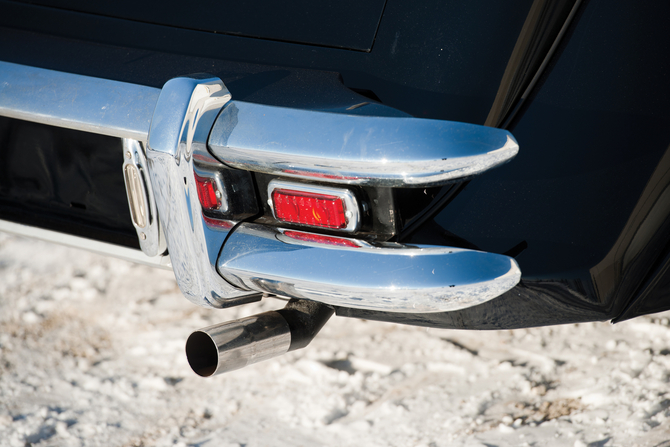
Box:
186, 331, 218, 377
184, 302, 334, 376
184, 312, 292, 376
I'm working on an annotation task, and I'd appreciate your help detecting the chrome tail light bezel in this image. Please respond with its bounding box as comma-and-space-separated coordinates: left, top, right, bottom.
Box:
267, 179, 362, 232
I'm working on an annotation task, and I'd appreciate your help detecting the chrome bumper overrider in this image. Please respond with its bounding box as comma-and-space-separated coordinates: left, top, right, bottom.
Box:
220, 223, 521, 313
0, 62, 522, 313
208, 101, 519, 187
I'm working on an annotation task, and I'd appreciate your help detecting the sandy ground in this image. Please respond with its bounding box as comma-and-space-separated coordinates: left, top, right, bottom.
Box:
1, 233, 670, 447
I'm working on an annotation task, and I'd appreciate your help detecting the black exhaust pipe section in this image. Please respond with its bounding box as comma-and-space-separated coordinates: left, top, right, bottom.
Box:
276, 299, 335, 351
185, 299, 334, 377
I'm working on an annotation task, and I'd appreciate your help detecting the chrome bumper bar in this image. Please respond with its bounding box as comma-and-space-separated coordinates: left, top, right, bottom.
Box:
0, 62, 159, 141
0, 62, 522, 313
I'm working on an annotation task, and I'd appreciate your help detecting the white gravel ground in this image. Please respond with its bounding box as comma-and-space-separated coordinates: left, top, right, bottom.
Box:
1, 233, 670, 447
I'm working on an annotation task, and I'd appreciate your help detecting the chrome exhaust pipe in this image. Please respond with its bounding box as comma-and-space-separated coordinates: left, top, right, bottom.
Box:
186, 300, 334, 376
186, 312, 291, 376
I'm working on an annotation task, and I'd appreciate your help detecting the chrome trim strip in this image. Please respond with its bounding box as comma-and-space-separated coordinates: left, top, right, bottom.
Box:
209, 101, 519, 187
267, 179, 361, 232
506, 0, 584, 128
0, 220, 172, 269
146, 75, 260, 308
218, 223, 522, 313
0, 61, 159, 141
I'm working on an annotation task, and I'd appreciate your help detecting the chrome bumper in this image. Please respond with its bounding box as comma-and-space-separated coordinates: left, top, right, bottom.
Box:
0, 62, 521, 313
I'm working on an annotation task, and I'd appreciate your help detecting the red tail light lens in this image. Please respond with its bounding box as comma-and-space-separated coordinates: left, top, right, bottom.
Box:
195, 173, 221, 210
283, 230, 361, 248
272, 189, 347, 229
203, 216, 233, 230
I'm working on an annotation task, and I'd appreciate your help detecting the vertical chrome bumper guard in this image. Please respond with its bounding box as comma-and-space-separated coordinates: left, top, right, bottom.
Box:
145, 76, 261, 308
